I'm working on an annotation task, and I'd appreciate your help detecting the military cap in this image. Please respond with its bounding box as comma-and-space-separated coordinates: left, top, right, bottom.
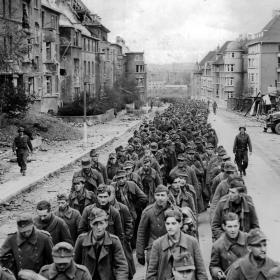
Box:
163, 140, 172, 146
72, 176, 86, 184
186, 148, 196, 154
247, 228, 267, 245
89, 207, 108, 223
17, 213, 33, 232
18, 127, 25, 132
126, 144, 134, 151
115, 169, 127, 179
52, 242, 73, 264
177, 154, 186, 161
96, 184, 110, 195
150, 142, 158, 151
115, 145, 125, 152
123, 161, 134, 169
57, 193, 68, 201
239, 126, 246, 131
206, 143, 214, 149
175, 172, 189, 179
109, 152, 116, 159
194, 137, 202, 143
81, 158, 91, 168
89, 149, 98, 157
173, 252, 195, 271
218, 149, 227, 157
222, 154, 231, 161
149, 126, 156, 131
133, 138, 141, 145
143, 156, 151, 164
224, 161, 236, 172
154, 184, 169, 194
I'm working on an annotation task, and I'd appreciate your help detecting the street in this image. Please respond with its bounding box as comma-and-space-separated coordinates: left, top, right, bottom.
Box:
0, 107, 280, 279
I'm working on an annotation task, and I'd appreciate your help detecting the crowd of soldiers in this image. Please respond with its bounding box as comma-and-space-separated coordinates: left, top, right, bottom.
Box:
2, 99, 280, 280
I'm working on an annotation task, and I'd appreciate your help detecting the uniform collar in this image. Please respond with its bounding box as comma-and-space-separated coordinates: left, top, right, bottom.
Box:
48, 261, 76, 280
223, 231, 247, 251
16, 228, 37, 246
223, 195, 250, 213
82, 231, 112, 247
162, 231, 189, 251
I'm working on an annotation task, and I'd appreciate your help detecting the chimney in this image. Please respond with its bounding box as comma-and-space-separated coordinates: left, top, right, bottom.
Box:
272, 9, 280, 17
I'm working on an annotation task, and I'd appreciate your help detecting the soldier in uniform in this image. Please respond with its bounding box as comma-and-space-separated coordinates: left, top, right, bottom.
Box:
136, 185, 173, 266
34, 200, 73, 245
12, 127, 33, 176
72, 158, 104, 194
209, 212, 249, 279
0, 213, 53, 276
233, 126, 252, 176
106, 153, 118, 182
227, 229, 278, 280
68, 177, 96, 215
90, 149, 108, 184
74, 208, 129, 280
40, 242, 91, 280
54, 193, 81, 243
123, 161, 143, 190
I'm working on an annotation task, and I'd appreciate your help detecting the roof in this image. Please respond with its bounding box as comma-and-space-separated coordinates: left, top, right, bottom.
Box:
199, 51, 216, 66
226, 41, 242, 51
217, 41, 232, 54
248, 15, 280, 46
41, 0, 61, 13
214, 55, 224, 65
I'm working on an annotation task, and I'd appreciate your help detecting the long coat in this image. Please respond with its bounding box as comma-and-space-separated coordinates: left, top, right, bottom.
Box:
0, 228, 53, 275
34, 213, 73, 245
211, 194, 259, 241
146, 232, 208, 280
209, 231, 248, 279
54, 206, 81, 243
74, 231, 129, 280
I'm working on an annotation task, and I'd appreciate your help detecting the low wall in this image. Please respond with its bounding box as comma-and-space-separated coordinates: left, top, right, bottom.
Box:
58, 108, 115, 123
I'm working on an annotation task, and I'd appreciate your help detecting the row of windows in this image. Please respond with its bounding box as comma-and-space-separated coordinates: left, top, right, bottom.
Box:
27, 75, 59, 96
83, 60, 95, 76
136, 65, 145, 73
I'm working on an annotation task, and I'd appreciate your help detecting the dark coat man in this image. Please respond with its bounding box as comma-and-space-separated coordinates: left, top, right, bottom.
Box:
233, 127, 252, 176
12, 127, 33, 175
90, 149, 108, 184
54, 193, 81, 243
106, 153, 119, 181
78, 204, 124, 241
74, 208, 128, 280
210, 230, 248, 279
147, 232, 208, 280
34, 201, 73, 246
212, 194, 259, 241
72, 159, 104, 194
40, 242, 91, 280
0, 214, 53, 275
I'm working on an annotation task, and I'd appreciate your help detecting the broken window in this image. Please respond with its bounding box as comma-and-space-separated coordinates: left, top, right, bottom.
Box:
46, 76, 52, 94
22, 2, 30, 29
74, 58, 79, 75
46, 42, 51, 60
28, 77, 34, 95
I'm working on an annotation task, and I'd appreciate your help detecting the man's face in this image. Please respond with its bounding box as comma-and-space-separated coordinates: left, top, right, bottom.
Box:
55, 262, 71, 272
74, 182, 84, 192
82, 166, 91, 173
124, 167, 133, 175
19, 226, 34, 239
249, 241, 267, 260
134, 143, 141, 150
37, 209, 52, 223
229, 188, 240, 202
109, 157, 116, 164
172, 269, 194, 280
165, 217, 182, 237
154, 192, 169, 207
58, 200, 68, 211
177, 159, 185, 168
90, 220, 108, 239
222, 219, 240, 239
225, 171, 235, 178
97, 192, 110, 206
143, 161, 151, 170
172, 180, 181, 193
240, 128, 245, 134
206, 148, 214, 155
116, 176, 126, 186
91, 155, 98, 163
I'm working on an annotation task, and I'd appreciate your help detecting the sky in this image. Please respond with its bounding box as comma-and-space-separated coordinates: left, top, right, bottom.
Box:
83, 0, 280, 64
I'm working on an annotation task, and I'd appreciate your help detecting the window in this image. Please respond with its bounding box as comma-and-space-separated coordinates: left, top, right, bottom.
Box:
83, 38, 86, 50
88, 39, 90, 52
73, 31, 79, 46
8, 0, 11, 17
55, 76, 59, 92
92, 61, 94, 75
84, 60, 86, 76
88, 61, 90, 75
95, 41, 99, 53
51, 15, 57, 29
231, 52, 235, 58
35, 23, 40, 44
35, 56, 39, 69
74, 87, 80, 96
34, 0, 38, 8
251, 73, 254, 82
91, 41, 94, 53
136, 65, 144, 73
46, 42, 51, 60
74, 59, 79, 75
41, 11, 45, 27
28, 77, 34, 95
2, 0, 6, 17
46, 76, 52, 94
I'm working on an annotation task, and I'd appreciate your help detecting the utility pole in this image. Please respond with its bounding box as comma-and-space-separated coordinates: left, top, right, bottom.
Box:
83, 87, 87, 144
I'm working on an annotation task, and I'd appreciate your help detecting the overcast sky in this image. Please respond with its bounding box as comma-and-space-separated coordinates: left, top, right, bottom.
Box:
83, 0, 280, 64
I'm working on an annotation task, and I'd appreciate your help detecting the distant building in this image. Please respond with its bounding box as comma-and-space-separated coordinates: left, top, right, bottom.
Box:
125, 52, 147, 102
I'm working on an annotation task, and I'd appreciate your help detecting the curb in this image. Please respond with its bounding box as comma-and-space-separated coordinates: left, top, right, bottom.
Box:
0, 121, 142, 205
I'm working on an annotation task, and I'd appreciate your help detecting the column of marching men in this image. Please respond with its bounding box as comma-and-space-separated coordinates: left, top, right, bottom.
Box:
0, 100, 280, 280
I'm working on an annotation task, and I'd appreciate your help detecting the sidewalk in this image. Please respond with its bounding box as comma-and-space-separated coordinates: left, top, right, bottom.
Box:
0, 107, 162, 204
